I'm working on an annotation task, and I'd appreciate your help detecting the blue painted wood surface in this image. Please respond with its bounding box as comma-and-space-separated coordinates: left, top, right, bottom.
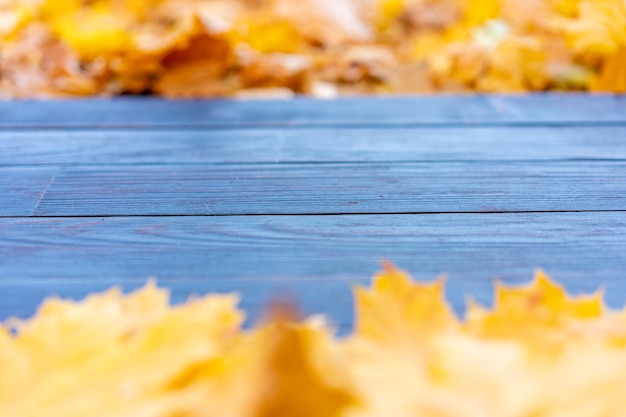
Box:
2, 126, 626, 165
1, 95, 625, 332
4, 162, 623, 217
1, 95, 625, 128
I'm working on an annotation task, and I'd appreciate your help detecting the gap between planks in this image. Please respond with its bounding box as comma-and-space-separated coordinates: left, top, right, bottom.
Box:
2, 209, 626, 220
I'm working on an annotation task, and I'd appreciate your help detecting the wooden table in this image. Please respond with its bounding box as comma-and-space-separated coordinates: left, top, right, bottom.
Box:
1, 95, 625, 331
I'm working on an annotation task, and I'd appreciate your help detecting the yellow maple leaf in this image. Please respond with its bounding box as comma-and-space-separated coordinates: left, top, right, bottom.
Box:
0, 284, 244, 417
180, 301, 359, 417
549, 0, 580, 18
478, 35, 549, 92
231, 18, 303, 54
253, 321, 357, 417
557, 0, 626, 62
354, 262, 457, 346
591, 47, 626, 93
496, 270, 604, 320
411, 26, 471, 61
49, 5, 132, 59
376, 0, 405, 31
462, 0, 501, 27
466, 270, 605, 351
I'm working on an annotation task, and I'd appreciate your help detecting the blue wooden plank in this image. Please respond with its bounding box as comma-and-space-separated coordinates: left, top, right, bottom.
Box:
0, 167, 59, 216
0, 97, 495, 128
1, 212, 625, 331
0, 95, 624, 129
23, 162, 626, 216
1, 213, 624, 280
1, 126, 626, 166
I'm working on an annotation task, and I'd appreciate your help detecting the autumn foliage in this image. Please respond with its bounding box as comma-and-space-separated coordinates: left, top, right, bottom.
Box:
2, 264, 626, 416
0, 0, 625, 97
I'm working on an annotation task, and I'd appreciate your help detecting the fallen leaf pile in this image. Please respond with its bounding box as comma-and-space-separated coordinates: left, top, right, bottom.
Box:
2, 264, 626, 416
1, 0, 625, 97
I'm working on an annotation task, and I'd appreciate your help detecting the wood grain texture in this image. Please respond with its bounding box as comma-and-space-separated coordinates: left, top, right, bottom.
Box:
0, 167, 59, 216
1, 126, 626, 166
2, 96, 626, 330
22, 161, 626, 216
1, 212, 625, 329
1, 95, 624, 129
4, 213, 624, 280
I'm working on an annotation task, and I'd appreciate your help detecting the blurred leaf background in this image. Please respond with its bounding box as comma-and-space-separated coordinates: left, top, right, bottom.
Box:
0, 0, 624, 97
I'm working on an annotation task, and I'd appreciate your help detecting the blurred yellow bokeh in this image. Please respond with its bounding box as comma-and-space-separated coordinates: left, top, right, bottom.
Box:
0, 0, 624, 97
3, 264, 626, 416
